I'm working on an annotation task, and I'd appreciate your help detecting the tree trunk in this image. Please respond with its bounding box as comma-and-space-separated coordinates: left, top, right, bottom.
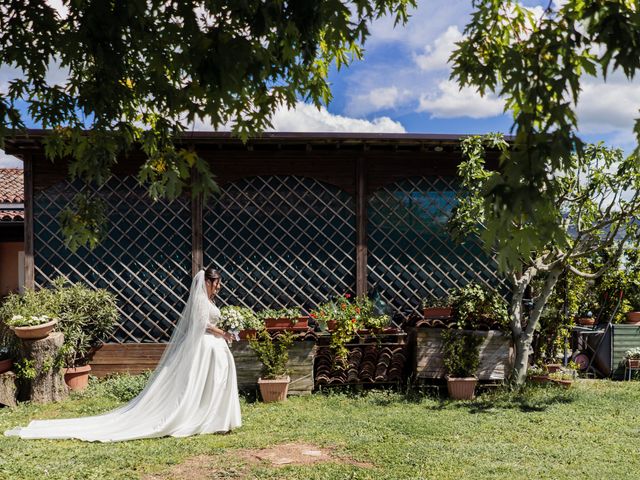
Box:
0, 371, 18, 407
511, 331, 535, 386
18, 332, 68, 403
509, 268, 561, 386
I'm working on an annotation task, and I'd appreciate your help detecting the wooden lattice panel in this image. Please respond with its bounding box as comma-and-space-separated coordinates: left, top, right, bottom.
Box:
367, 177, 508, 315
204, 175, 356, 311
33, 176, 192, 343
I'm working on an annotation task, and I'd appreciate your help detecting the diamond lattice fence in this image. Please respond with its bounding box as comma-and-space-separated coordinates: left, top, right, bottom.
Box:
34, 176, 192, 342
204, 176, 356, 312
367, 177, 507, 316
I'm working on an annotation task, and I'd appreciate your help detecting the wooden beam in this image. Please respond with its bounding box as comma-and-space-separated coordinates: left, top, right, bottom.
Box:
23, 153, 34, 289
355, 156, 368, 296
191, 170, 203, 276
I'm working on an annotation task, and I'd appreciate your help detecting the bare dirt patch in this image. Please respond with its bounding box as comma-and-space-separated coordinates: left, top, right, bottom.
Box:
143, 441, 373, 479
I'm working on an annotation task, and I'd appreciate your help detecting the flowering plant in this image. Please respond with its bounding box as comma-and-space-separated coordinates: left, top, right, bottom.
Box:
6, 314, 58, 327
624, 347, 640, 360
310, 294, 391, 362
219, 306, 261, 332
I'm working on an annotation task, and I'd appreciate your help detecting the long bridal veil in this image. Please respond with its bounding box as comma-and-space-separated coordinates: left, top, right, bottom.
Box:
5, 270, 212, 442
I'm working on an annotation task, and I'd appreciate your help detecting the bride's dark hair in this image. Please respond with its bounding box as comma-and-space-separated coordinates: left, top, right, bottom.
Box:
204, 266, 222, 283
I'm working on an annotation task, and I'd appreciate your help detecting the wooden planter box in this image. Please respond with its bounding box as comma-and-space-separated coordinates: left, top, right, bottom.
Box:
89, 341, 316, 396
230, 340, 316, 395
411, 327, 514, 381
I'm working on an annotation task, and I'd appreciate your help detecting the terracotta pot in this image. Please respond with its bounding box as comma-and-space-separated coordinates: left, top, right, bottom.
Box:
64, 365, 92, 391
264, 317, 309, 330
445, 375, 477, 400
10, 319, 58, 340
627, 358, 640, 369
239, 329, 257, 340
326, 320, 337, 331
529, 374, 551, 384
551, 378, 573, 389
0, 358, 13, 374
545, 364, 562, 373
625, 312, 640, 324
577, 317, 595, 326
423, 307, 453, 319
258, 376, 290, 402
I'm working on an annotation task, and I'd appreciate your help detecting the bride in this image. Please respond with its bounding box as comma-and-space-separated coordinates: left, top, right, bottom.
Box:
4, 267, 242, 442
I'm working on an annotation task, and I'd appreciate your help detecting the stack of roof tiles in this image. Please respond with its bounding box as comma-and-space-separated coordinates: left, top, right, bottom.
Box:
314, 335, 408, 386
404, 313, 504, 331
0, 168, 24, 222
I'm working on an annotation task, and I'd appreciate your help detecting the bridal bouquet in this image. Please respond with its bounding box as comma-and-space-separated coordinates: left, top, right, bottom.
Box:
219, 306, 261, 334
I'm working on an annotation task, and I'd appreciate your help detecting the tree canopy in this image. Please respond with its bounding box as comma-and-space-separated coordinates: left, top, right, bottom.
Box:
0, 0, 413, 249
452, 0, 640, 270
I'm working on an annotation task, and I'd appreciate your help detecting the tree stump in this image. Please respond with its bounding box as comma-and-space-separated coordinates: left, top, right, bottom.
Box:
18, 332, 68, 403
0, 371, 17, 407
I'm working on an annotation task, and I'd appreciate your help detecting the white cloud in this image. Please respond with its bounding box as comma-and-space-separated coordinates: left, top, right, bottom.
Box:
414, 26, 463, 72
0, 150, 23, 168
188, 101, 406, 133
577, 80, 640, 134
367, 0, 473, 49
346, 86, 413, 116
268, 102, 406, 133
418, 80, 504, 119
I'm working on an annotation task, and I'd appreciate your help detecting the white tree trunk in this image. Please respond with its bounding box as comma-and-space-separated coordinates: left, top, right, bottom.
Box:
509, 268, 561, 386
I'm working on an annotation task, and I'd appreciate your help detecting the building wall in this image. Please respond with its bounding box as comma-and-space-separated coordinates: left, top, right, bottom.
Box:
0, 242, 23, 296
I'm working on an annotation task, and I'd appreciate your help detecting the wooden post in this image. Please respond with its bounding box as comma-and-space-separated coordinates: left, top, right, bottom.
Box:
355, 156, 368, 296
23, 152, 34, 289
191, 169, 204, 276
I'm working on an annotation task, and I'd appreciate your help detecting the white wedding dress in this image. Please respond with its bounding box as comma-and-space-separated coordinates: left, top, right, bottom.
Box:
4, 271, 242, 442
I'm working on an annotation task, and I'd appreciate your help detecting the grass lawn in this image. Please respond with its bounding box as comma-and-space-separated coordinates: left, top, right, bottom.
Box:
0, 379, 639, 479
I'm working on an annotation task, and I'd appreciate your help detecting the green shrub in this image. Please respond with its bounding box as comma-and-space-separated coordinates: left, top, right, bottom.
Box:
81, 371, 152, 402
441, 329, 483, 378
0, 277, 119, 367
449, 282, 509, 330
248, 329, 294, 379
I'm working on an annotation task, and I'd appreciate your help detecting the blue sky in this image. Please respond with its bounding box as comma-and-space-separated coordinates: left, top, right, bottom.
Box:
2, 0, 640, 168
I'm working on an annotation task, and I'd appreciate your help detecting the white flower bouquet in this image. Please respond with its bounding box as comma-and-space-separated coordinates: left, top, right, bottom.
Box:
219, 306, 261, 333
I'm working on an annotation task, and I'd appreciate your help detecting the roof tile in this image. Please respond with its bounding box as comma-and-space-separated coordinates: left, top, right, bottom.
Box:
0, 168, 23, 203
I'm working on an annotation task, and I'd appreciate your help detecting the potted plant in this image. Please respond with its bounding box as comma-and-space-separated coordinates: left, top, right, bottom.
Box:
547, 370, 575, 388
0, 287, 61, 340
219, 305, 261, 339
0, 346, 13, 374
310, 294, 364, 361
5, 314, 59, 340
257, 307, 308, 330
52, 278, 119, 391
449, 283, 510, 330
421, 296, 452, 319
248, 329, 294, 402
441, 328, 483, 400
624, 347, 640, 369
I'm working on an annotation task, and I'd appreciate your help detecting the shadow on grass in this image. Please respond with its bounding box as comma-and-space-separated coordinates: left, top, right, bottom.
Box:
425, 384, 578, 414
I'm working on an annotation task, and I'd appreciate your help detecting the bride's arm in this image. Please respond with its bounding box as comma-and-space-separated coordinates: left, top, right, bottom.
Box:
206, 322, 233, 341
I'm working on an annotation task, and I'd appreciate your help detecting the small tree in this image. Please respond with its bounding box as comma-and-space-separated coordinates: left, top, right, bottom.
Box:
450, 134, 640, 385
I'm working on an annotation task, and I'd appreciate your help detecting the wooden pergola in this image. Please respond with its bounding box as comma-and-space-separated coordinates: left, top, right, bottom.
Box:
6, 131, 506, 351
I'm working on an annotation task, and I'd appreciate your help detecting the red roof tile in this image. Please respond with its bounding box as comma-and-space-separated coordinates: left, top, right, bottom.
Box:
0, 168, 23, 203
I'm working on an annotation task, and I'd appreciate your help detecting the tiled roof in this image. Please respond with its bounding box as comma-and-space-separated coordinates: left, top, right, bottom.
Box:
0, 168, 23, 203
0, 210, 23, 222
0, 168, 24, 223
